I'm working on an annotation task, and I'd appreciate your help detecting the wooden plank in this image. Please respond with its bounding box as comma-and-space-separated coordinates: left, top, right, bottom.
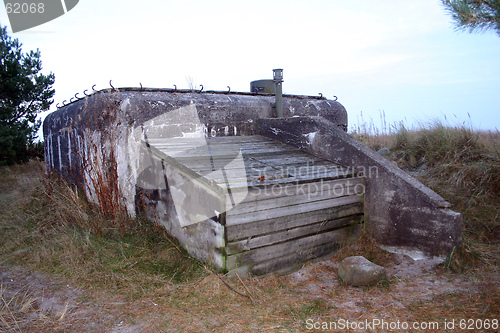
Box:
246, 243, 340, 275
146, 134, 361, 201
209, 137, 300, 148
200, 166, 280, 179
226, 224, 363, 269
206, 136, 273, 144
150, 139, 307, 162
167, 164, 359, 194
226, 202, 363, 241
148, 135, 354, 183
153, 147, 293, 159
146, 135, 271, 143
223, 175, 363, 196
203, 173, 288, 188
145, 142, 226, 194
149, 139, 281, 151
226, 214, 363, 255
173, 156, 257, 171
195, 170, 285, 184
225, 183, 362, 216
152, 142, 276, 153
226, 177, 365, 212
152, 139, 295, 155
209, 135, 281, 143
229, 225, 362, 275
147, 137, 348, 177
250, 159, 346, 172
250, 154, 325, 164
145, 141, 254, 194
178, 155, 309, 170
226, 194, 363, 226
217, 169, 360, 192
245, 159, 351, 177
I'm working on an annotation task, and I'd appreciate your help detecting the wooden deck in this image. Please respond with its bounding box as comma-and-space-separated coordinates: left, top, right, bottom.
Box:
143, 135, 364, 275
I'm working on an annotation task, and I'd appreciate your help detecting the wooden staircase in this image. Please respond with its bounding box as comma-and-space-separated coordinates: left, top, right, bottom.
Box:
144, 135, 364, 275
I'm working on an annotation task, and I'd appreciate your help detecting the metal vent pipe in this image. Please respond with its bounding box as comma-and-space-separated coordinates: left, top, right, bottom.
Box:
273, 68, 283, 118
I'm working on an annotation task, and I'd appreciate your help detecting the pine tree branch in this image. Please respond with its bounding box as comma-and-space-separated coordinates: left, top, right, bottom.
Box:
442, 0, 499, 32
476, 0, 495, 10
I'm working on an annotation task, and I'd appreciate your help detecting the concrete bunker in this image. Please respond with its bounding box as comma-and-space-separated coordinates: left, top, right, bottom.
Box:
43, 83, 462, 275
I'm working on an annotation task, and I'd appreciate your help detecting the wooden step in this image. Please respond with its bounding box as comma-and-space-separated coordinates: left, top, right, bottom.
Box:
142, 135, 365, 275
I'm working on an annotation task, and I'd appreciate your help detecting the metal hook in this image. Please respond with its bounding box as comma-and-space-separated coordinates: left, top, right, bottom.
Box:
62, 100, 67, 106
139, 82, 143, 91
56, 103, 61, 108
92, 84, 97, 92
333, 95, 338, 101
109, 80, 115, 91
70, 97, 75, 103
75, 93, 81, 100
173, 84, 177, 92
198, 84, 203, 93
84, 89, 90, 96
319, 93, 323, 98
227, 86, 231, 93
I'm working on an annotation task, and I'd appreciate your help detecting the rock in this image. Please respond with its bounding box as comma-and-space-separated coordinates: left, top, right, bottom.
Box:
338, 256, 387, 286
377, 147, 390, 156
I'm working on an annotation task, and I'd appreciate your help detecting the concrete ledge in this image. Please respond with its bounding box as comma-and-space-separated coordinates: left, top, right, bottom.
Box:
258, 116, 462, 257
43, 90, 347, 217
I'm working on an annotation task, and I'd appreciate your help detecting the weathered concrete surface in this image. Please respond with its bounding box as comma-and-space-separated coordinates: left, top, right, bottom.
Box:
42, 89, 347, 272
43, 89, 347, 214
258, 116, 462, 257
139, 187, 226, 270
338, 256, 387, 286
43, 87, 462, 271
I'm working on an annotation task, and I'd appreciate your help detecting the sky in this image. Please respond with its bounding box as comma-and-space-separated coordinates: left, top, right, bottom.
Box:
1, 0, 499, 136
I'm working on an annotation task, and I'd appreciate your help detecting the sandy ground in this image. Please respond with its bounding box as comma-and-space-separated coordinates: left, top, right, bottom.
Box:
2, 246, 495, 333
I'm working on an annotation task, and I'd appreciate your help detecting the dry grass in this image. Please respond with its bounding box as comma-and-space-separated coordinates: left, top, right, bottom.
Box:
0, 118, 498, 331
0, 161, 203, 295
351, 119, 500, 273
0, 284, 37, 332
333, 233, 396, 268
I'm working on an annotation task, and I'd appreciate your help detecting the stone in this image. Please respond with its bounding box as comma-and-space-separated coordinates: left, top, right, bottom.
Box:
338, 256, 387, 286
377, 147, 390, 156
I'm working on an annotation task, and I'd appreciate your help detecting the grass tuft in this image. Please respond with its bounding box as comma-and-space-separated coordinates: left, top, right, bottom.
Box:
351, 118, 500, 273
0, 161, 206, 295
0, 114, 498, 330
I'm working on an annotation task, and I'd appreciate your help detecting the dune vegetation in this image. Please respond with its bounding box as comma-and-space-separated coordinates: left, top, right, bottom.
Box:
0, 119, 498, 332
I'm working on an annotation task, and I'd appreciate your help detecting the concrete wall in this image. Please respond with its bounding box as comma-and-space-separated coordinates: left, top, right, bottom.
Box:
258, 116, 463, 257
43, 89, 347, 267
43, 88, 462, 260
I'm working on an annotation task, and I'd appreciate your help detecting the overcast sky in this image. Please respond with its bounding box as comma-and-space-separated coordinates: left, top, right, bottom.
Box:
1, 0, 499, 134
